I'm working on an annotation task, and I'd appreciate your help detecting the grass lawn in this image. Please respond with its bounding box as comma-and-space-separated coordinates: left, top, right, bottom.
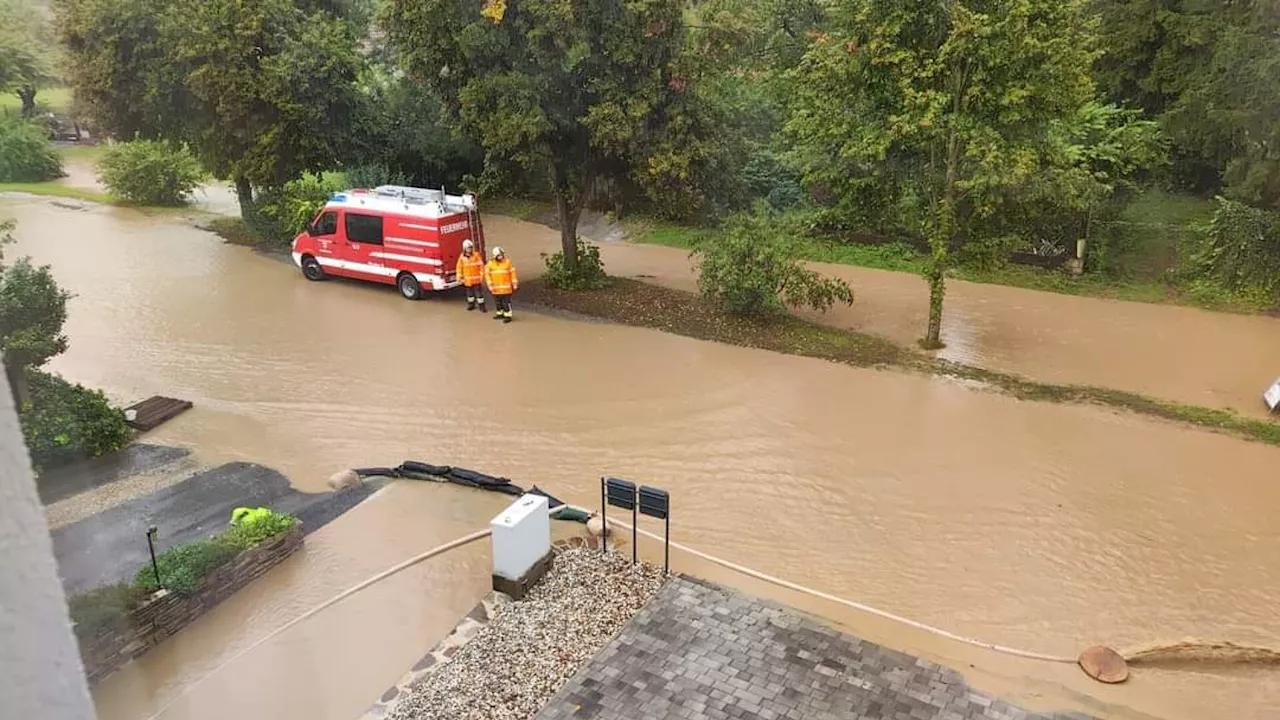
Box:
620, 190, 1271, 314
0, 86, 73, 115
0, 182, 109, 203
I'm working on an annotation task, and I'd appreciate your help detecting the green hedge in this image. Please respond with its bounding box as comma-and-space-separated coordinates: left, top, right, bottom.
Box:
19, 370, 130, 473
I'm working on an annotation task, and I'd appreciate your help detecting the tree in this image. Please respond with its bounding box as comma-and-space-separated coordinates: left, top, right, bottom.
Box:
56, 0, 364, 217
1092, 0, 1280, 199
383, 0, 693, 271
0, 0, 58, 115
787, 0, 1096, 347
0, 219, 70, 405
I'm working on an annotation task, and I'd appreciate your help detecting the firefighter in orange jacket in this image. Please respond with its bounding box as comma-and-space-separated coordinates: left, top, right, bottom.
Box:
456, 239, 486, 312
484, 246, 519, 323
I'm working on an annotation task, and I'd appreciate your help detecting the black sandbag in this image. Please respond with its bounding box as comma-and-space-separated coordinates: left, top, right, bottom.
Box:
528, 485, 565, 508
448, 467, 519, 489
400, 461, 451, 476
354, 467, 398, 478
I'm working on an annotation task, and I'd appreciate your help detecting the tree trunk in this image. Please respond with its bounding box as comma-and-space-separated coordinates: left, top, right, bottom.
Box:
234, 176, 254, 220
554, 190, 582, 271
4, 361, 30, 409
922, 129, 961, 350
18, 87, 36, 118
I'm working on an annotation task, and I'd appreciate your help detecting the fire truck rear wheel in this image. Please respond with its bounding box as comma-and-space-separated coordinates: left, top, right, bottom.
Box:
397, 272, 423, 301
301, 256, 325, 281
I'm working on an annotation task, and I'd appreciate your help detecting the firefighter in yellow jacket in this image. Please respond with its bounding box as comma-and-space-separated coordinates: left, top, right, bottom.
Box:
484, 246, 519, 323
456, 239, 486, 312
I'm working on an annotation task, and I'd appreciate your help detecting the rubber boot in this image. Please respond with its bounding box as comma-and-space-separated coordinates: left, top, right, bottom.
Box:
502, 311, 513, 324
466, 296, 475, 311
477, 303, 485, 315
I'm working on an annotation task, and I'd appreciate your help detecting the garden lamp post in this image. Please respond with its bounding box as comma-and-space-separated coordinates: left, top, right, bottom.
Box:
146, 526, 161, 588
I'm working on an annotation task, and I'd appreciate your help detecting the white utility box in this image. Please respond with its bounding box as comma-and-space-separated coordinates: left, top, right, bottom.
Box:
490, 494, 551, 582
1265, 378, 1280, 413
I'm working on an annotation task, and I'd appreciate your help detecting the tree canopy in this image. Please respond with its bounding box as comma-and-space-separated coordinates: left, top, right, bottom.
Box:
383, 0, 699, 268
0, 0, 59, 114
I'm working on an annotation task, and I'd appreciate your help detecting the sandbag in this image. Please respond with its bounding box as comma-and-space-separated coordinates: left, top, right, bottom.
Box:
447, 467, 511, 486
528, 485, 565, 508
400, 461, 451, 476
353, 467, 398, 478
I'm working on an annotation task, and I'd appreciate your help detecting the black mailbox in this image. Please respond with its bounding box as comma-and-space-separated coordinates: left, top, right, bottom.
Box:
605, 477, 636, 510
638, 486, 669, 519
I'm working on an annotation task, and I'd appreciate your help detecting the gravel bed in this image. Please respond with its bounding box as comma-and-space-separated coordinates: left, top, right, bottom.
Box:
388, 546, 665, 720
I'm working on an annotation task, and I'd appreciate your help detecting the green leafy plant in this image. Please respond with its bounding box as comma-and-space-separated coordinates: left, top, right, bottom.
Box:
95, 139, 206, 205
0, 116, 61, 182
226, 507, 299, 546
693, 211, 853, 316
18, 369, 130, 472
251, 172, 347, 246
1191, 197, 1280, 304
541, 238, 610, 291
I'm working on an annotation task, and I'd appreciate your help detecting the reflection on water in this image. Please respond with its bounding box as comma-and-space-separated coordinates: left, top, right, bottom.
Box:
3, 196, 1278, 720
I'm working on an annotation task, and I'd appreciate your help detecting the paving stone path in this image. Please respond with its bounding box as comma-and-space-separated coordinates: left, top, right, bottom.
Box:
536, 576, 1093, 720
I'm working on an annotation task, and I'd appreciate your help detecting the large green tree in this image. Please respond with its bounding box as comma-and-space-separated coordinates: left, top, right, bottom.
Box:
0, 219, 70, 405
56, 0, 363, 216
0, 0, 58, 116
788, 0, 1096, 347
382, 0, 694, 269
1092, 0, 1280, 201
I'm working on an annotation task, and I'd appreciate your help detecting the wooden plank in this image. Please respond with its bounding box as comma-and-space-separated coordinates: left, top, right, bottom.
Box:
124, 396, 193, 432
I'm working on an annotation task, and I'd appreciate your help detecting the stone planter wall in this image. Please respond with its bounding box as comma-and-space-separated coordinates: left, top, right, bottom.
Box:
76, 526, 304, 684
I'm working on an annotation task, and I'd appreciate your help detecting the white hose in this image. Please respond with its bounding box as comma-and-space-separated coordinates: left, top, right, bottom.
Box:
143, 528, 493, 720
603, 515, 1077, 664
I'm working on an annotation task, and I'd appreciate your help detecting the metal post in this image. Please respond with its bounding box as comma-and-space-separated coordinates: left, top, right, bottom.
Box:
664, 512, 670, 575
146, 526, 161, 588
631, 502, 638, 567
599, 477, 607, 555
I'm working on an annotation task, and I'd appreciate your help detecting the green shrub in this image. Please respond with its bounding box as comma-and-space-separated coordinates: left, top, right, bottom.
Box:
541, 238, 610, 291
252, 172, 347, 246
95, 140, 205, 205
226, 507, 299, 546
1188, 197, 1280, 303
133, 536, 241, 594
345, 164, 409, 189
19, 369, 130, 472
694, 211, 853, 316
0, 116, 62, 182
67, 583, 147, 641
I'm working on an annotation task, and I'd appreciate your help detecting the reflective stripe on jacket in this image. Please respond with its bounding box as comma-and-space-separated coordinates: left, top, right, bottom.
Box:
484, 258, 518, 295
456, 251, 485, 287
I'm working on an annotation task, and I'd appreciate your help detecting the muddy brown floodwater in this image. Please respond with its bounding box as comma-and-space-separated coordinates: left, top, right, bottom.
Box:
4, 195, 1279, 720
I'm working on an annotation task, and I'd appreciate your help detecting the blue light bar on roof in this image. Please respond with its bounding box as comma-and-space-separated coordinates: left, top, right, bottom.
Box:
331, 193, 348, 202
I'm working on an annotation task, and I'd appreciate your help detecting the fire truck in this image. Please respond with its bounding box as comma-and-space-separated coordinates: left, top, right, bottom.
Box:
291, 185, 486, 300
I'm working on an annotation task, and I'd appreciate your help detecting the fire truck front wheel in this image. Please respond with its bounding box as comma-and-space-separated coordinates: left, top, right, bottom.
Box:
397, 272, 423, 301
301, 256, 325, 281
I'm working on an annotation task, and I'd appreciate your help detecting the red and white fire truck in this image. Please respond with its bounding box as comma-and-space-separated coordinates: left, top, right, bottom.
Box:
291, 185, 485, 300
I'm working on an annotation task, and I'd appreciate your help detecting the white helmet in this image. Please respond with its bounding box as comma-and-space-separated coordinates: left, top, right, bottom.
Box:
462, 239, 474, 250
492, 246, 505, 258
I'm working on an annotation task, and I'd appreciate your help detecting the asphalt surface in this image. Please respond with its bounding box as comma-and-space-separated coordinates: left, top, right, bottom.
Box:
37, 443, 191, 505
51, 460, 387, 595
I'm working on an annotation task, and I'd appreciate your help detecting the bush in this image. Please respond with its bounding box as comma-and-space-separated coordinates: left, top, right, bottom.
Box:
226, 507, 299, 546
694, 211, 854, 316
0, 116, 62, 182
95, 140, 205, 205
133, 536, 242, 594
1189, 197, 1280, 303
67, 583, 147, 641
345, 163, 409, 189
251, 172, 347, 246
19, 369, 130, 472
541, 238, 610, 291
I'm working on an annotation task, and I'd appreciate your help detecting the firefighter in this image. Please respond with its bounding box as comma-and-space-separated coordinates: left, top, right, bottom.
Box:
456, 239, 486, 312
484, 245, 519, 323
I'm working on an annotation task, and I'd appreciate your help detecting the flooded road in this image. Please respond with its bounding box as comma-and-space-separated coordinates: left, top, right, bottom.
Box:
4, 196, 1279, 720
